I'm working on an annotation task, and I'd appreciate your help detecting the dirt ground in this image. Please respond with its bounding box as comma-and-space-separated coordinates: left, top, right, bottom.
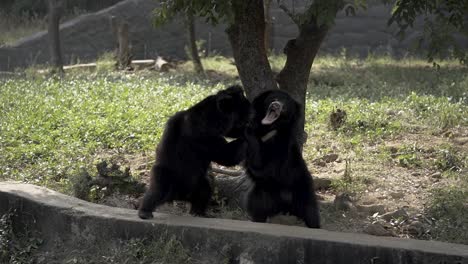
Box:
91, 125, 467, 243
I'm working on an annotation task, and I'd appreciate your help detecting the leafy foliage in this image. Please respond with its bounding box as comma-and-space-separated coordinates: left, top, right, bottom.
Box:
153, 0, 468, 65
389, 0, 468, 64
153, 0, 233, 26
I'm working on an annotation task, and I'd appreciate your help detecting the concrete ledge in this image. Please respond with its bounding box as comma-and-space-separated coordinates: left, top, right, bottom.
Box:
0, 182, 467, 264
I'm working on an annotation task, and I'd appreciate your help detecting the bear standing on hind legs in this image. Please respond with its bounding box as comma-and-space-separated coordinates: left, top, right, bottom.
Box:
244, 90, 320, 228
138, 85, 250, 219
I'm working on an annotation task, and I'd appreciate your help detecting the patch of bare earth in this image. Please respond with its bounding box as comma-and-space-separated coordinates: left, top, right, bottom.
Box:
91, 127, 466, 241
310, 126, 467, 239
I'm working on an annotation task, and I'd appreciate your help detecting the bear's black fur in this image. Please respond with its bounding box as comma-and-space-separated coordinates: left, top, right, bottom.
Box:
244, 90, 320, 228
138, 85, 250, 219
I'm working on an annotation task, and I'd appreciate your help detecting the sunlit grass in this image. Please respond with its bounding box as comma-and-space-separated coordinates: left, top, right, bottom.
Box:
0, 75, 223, 190
1, 57, 466, 190
0, 55, 467, 244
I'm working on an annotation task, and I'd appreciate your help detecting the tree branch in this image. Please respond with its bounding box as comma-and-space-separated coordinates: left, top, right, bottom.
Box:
279, 4, 301, 27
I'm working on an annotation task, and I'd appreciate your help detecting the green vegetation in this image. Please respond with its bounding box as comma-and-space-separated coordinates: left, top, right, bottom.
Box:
1, 55, 466, 187
425, 173, 468, 244
1, 55, 467, 245
0, 209, 42, 264
0, 74, 218, 191
53, 235, 193, 264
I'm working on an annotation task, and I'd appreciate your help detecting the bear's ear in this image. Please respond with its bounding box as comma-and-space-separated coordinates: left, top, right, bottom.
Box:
216, 94, 234, 114
227, 85, 243, 94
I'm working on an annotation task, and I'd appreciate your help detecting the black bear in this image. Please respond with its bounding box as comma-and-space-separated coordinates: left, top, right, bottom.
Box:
138, 85, 250, 219
244, 90, 320, 228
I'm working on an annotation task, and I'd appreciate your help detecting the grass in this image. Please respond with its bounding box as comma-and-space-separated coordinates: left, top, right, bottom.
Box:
0, 55, 467, 245
0, 74, 220, 191
425, 173, 468, 244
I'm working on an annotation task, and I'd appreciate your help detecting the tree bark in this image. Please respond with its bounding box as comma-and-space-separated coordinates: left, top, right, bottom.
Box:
118, 22, 131, 70
185, 11, 205, 75
215, 173, 252, 210
263, 0, 273, 52
226, 0, 277, 100
47, 0, 64, 74
219, 1, 341, 216
226, 1, 337, 144
109, 15, 119, 49
276, 22, 329, 144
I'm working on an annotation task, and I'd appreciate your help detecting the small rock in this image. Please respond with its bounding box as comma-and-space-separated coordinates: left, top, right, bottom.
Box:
323, 153, 339, 163
364, 223, 394, 237
381, 208, 408, 221
411, 172, 421, 176
314, 160, 327, 167
239, 253, 255, 264
407, 221, 424, 236
388, 146, 398, 154
361, 199, 377, 205
452, 137, 468, 145
431, 172, 442, 179
334, 193, 356, 212
356, 204, 386, 215
330, 109, 347, 130
314, 177, 332, 190
442, 130, 453, 138
389, 192, 405, 199
316, 194, 326, 201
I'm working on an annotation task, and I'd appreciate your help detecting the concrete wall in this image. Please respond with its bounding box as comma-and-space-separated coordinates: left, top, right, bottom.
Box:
0, 0, 466, 71
1, 183, 467, 264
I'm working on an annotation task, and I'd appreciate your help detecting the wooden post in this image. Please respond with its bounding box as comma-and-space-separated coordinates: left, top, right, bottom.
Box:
47, 0, 64, 74
117, 22, 132, 70
109, 15, 119, 48
185, 11, 205, 75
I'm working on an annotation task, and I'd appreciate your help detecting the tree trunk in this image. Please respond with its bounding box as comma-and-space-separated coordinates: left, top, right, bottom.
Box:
263, 0, 273, 52
118, 22, 131, 70
276, 23, 329, 144
109, 15, 119, 49
215, 173, 252, 211
47, 0, 64, 74
226, 0, 277, 100
220, 1, 339, 217
185, 11, 205, 75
